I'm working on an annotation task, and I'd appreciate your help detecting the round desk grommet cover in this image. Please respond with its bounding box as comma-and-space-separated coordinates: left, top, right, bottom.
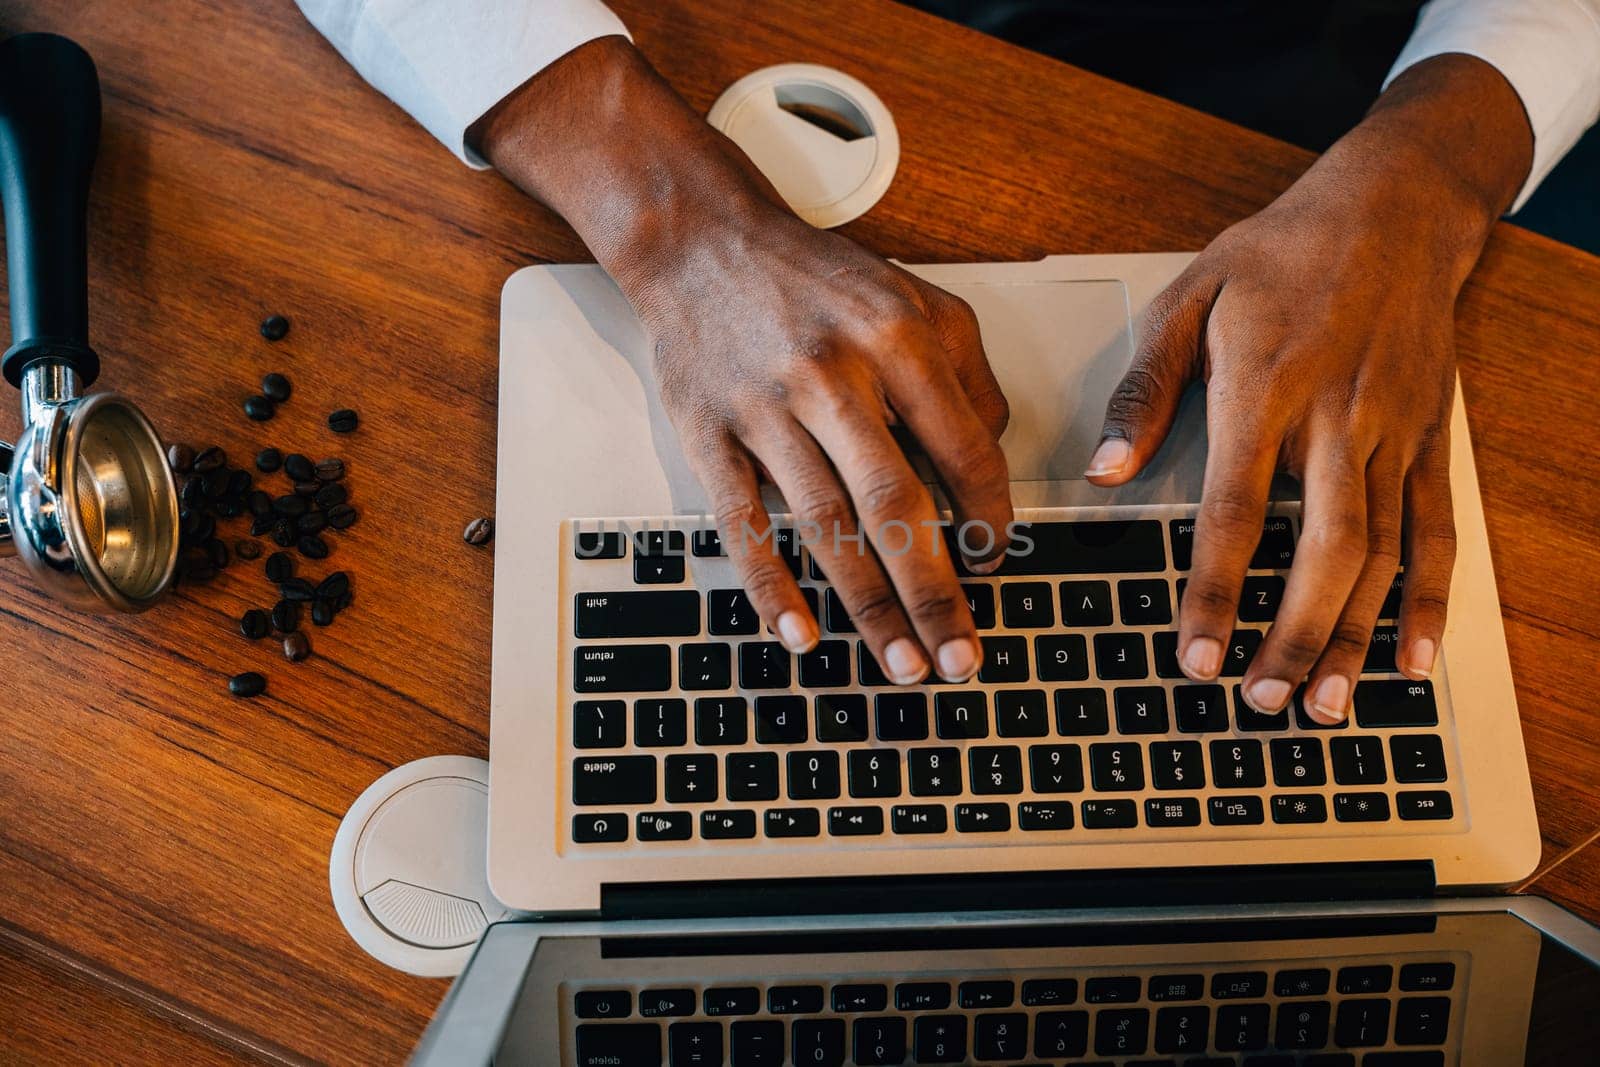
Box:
707, 63, 900, 229
329, 755, 508, 977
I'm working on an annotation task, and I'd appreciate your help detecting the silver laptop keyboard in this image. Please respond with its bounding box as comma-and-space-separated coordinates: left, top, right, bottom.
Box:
561, 506, 1461, 851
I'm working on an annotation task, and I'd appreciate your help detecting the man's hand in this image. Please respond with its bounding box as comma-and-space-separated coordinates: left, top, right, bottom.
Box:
1087, 55, 1533, 723
474, 37, 1012, 684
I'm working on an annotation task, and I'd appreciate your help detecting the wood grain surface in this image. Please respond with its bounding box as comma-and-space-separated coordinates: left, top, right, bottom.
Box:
0, 0, 1595, 1062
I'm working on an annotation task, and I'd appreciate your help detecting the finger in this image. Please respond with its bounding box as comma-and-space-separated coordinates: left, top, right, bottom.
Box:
1177, 401, 1280, 682
1397, 428, 1456, 680
1302, 449, 1406, 724
1087, 270, 1217, 485
792, 376, 983, 683
1242, 434, 1370, 713
922, 286, 1011, 440
682, 426, 818, 653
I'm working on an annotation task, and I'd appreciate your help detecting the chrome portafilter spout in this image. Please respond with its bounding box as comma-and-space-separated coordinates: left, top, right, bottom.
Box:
0, 34, 179, 612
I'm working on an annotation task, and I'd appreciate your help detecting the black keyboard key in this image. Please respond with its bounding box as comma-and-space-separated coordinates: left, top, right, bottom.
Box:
912, 1014, 966, 1062
791, 1019, 845, 1067
1081, 798, 1138, 828
857, 642, 892, 686
1364, 1054, 1444, 1067
1270, 737, 1327, 787
665, 754, 717, 803
1174, 684, 1229, 732
573, 756, 656, 806
1085, 976, 1141, 1003
576, 1023, 661, 1066
1221, 629, 1262, 677
835, 983, 889, 1011
1394, 997, 1451, 1045
1034, 634, 1090, 682
1093, 632, 1148, 679
726, 753, 779, 801
574, 699, 627, 749
1271, 793, 1329, 824
973, 1013, 1028, 1059
639, 989, 695, 1017
1252, 515, 1296, 568
754, 695, 808, 743
1170, 518, 1195, 570
1275, 1000, 1331, 1050
1094, 1007, 1150, 1056
1034, 1011, 1089, 1058
1232, 684, 1289, 730
1213, 972, 1268, 999
1090, 742, 1144, 791
892, 803, 948, 834
637, 811, 693, 841
935, 691, 989, 738
635, 699, 687, 747
955, 802, 1011, 832
1331, 736, 1387, 784
700, 808, 757, 840
705, 987, 761, 1016
1391, 734, 1447, 783
1337, 965, 1393, 995
1029, 745, 1084, 793
1001, 581, 1054, 627
1275, 969, 1331, 998
1118, 579, 1172, 624
1059, 579, 1113, 626
633, 554, 683, 584
978, 635, 1030, 682
1021, 979, 1078, 1006
1397, 790, 1454, 820
1399, 963, 1455, 992
822, 588, 856, 634
573, 812, 629, 843
730, 1020, 785, 1066
576, 591, 701, 639
970, 746, 1024, 795
1149, 974, 1205, 1001
1115, 686, 1169, 733
1210, 739, 1266, 788
995, 689, 1049, 737
960, 583, 997, 629
1152, 631, 1183, 678
576, 989, 633, 1019
957, 980, 1014, 1009
708, 589, 760, 635
799, 640, 851, 688
1155, 1005, 1210, 1055
908, 747, 963, 796
739, 642, 791, 689
574, 644, 672, 693
1215, 1003, 1271, 1051
678, 644, 731, 691
1334, 999, 1391, 1047
575, 530, 627, 559
1145, 796, 1201, 827
1209, 795, 1264, 825
1354, 680, 1438, 727
896, 982, 950, 1011
852, 1017, 906, 1065
1334, 791, 1391, 822
1149, 741, 1204, 790
769, 985, 825, 1014
669, 1022, 720, 1066
1238, 575, 1284, 621
764, 807, 821, 838
1054, 688, 1110, 735
1366, 625, 1400, 673
848, 749, 902, 798
875, 692, 929, 740
816, 694, 869, 742
695, 697, 748, 746
829, 805, 883, 836
788, 750, 841, 799
634, 530, 685, 557
690, 529, 724, 557
1001, 520, 1166, 575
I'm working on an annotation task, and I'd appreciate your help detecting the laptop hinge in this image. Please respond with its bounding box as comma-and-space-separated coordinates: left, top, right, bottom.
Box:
601, 861, 1436, 920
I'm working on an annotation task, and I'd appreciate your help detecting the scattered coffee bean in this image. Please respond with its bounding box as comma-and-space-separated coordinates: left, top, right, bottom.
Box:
180, 508, 203, 539
463, 517, 495, 546
261, 372, 292, 403
298, 534, 330, 560
215, 497, 243, 519
272, 599, 301, 633
250, 514, 275, 537
328, 408, 359, 434
205, 539, 230, 569
247, 490, 274, 518
273, 494, 309, 518
333, 590, 354, 612
314, 482, 347, 510
311, 599, 334, 627
317, 571, 350, 601
200, 469, 230, 499
283, 631, 311, 662
260, 314, 290, 341
314, 458, 344, 482
265, 551, 295, 582
193, 446, 227, 473
271, 518, 296, 547
228, 469, 252, 495
244, 394, 276, 421
240, 609, 270, 640
255, 447, 283, 473
191, 514, 217, 545
293, 480, 320, 497
181, 559, 217, 584
326, 503, 358, 530
297, 511, 327, 535
167, 443, 195, 473
284, 453, 314, 482
180, 474, 205, 508
235, 539, 262, 561
229, 671, 267, 697
280, 578, 317, 602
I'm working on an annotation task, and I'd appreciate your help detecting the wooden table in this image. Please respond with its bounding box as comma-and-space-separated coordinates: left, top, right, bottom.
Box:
0, 0, 1596, 1062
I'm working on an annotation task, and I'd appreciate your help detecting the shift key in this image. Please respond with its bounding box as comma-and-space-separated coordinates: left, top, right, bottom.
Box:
574, 644, 672, 692
574, 756, 657, 806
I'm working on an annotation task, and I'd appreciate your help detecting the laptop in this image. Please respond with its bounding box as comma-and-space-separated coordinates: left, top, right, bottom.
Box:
487, 253, 1538, 918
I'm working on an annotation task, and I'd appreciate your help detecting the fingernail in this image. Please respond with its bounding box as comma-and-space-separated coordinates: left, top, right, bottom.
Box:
1181, 636, 1223, 679
936, 637, 980, 682
965, 553, 1005, 576
1404, 638, 1437, 679
1309, 674, 1351, 721
1245, 677, 1293, 713
1084, 438, 1131, 478
884, 637, 929, 685
777, 610, 817, 654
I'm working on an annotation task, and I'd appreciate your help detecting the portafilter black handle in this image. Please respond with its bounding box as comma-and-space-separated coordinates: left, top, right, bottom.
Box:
0, 33, 102, 389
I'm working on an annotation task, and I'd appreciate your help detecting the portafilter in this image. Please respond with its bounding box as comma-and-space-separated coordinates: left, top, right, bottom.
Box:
0, 34, 178, 612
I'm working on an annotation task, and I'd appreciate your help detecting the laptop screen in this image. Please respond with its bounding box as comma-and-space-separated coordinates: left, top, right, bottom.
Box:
488, 908, 1600, 1065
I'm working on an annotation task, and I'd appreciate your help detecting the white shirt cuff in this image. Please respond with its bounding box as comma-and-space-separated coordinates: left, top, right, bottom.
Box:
1385, 0, 1600, 212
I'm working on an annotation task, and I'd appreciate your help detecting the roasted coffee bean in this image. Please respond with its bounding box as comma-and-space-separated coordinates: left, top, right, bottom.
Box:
249, 514, 275, 537
240, 609, 271, 640
205, 539, 229, 569
297, 511, 327, 535
271, 518, 297, 547
229, 671, 268, 697
260, 314, 290, 341
255, 447, 283, 473
181, 559, 217, 584
314, 482, 347, 510
191, 514, 216, 545
244, 394, 276, 421
180, 475, 205, 508
179, 507, 202, 539
167, 443, 195, 473
283, 631, 310, 662
311, 599, 335, 627
279, 578, 316, 601
283, 453, 314, 482
298, 534, 330, 560
265, 551, 295, 582
325, 503, 358, 530
235, 539, 262, 561
333, 590, 354, 612
201, 469, 230, 499
248, 490, 274, 518
317, 571, 350, 601
327, 408, 359, 433
273, 494, 309, 518
293, 480, 320, 498
314, 458, 344, 482
261, 372, 292, 403
214, 497, 243, 519
193, 446, 227, 473
272, 599, 301, 633
463, 517, 495, 546
227, 469, 252, 495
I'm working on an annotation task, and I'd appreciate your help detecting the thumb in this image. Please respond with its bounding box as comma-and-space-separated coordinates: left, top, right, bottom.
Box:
1085, 275, 1214, 485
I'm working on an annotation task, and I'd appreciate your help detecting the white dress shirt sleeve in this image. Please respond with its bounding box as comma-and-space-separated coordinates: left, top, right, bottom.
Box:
1385, 0, 1600, 212
295, 0, 630, 168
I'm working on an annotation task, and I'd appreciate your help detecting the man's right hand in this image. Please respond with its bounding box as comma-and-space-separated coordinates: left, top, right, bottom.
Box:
475, 37, 1014, 684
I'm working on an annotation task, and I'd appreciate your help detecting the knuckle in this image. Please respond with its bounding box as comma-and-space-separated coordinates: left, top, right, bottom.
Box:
1270, 625, 1330, 665
847, 586, 904, 630
1182, 581, 1238, 620
739, 560, 794, 606
1105, 364, 1169, 428
1303, 510, 1367, 562
948, 438, 1009, 491
793, 488, 855, 536
902, 587, 965, 625
713, 499, 762, 540
856, 468, 924, 518
1323, 626, 1371, 661
1200, 486, 1265, 535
